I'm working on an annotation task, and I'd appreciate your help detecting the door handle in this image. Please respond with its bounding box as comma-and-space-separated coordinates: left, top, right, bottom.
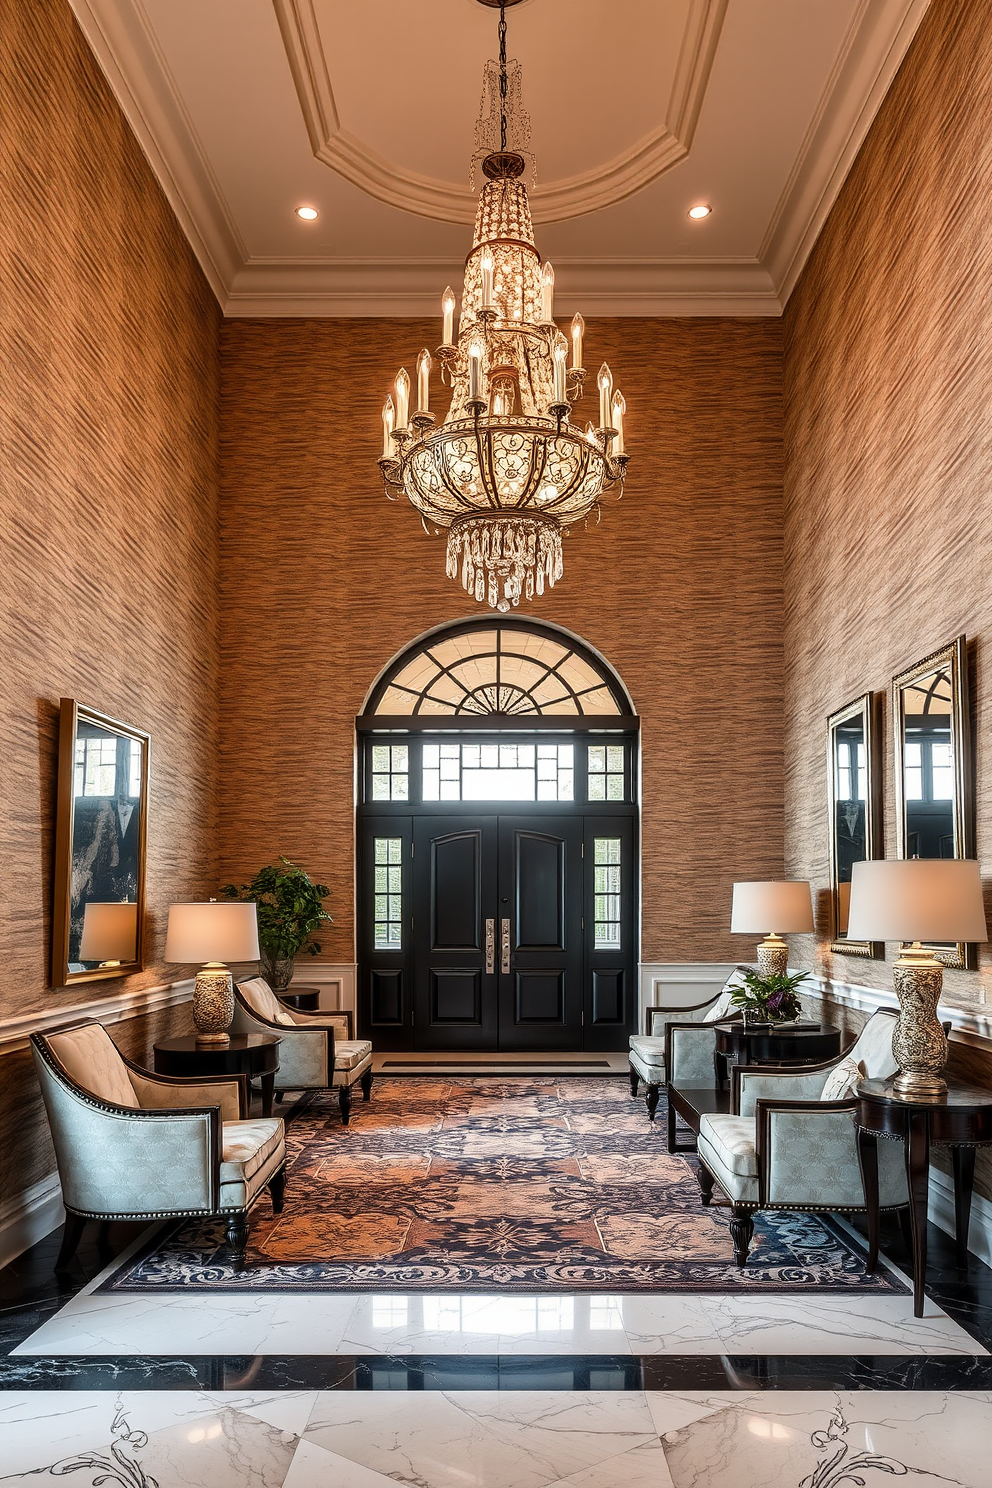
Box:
485, 918, 495, 974
501, 917, 511, 974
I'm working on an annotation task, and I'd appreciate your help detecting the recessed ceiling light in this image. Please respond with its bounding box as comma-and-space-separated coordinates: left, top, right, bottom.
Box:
295, 205, 319, 221
688, 203, 712, 220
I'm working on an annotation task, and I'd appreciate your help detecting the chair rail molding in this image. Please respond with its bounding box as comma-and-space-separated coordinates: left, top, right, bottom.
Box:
0, 978, 194, 1056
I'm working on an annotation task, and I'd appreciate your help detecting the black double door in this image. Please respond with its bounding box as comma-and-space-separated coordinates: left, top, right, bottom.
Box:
412, 815, 583, 1051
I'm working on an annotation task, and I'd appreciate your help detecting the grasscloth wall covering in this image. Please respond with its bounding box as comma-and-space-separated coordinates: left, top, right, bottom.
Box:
218, 318, 786, 964
0, 0, 219, 1195
783, 0, 992, 1011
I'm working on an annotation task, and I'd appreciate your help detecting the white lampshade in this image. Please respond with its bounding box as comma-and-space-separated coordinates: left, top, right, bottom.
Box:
79, 901, 137, 962
846, 859, 987, 944
164, 901, 260, 964
731, 880, 814, 934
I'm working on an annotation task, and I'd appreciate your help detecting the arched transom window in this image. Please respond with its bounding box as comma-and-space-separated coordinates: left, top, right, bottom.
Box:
367, 622, 631, 718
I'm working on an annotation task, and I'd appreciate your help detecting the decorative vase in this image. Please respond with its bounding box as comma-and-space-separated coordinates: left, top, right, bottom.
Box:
260, 951, 295, 994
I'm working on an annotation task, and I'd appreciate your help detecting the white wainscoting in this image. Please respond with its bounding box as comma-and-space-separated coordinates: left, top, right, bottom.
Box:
286, 963, 357, 1016
638, 962, 736, 1030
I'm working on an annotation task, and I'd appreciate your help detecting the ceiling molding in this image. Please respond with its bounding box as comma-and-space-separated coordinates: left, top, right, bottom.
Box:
70, 1, 931, 318
272, 0, 729, 225
224, 257, 780, 319
762, 0, 933, 303
69, 0, 245, 299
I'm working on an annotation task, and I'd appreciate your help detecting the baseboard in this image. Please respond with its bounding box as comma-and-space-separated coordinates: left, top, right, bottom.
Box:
929, 1167, 992, 1269
0, 1173, 64, 1270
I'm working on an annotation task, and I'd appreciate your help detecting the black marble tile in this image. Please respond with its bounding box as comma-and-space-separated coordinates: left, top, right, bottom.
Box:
2, 1352, 992, 1392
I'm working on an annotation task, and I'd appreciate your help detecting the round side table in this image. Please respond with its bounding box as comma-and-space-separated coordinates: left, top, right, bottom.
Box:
153, 1033, 281, 1116
711, 1020, 842, 1089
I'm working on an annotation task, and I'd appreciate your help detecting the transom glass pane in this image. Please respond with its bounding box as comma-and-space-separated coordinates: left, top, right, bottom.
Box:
588, 743, 625, 802
594, 837, 622, 950
373, 838, 403, 950
370, 743, 409, 801
421, 743, 574, 801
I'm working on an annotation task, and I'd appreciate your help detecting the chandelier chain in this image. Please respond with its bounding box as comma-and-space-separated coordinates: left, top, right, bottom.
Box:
498, 3, 508, 152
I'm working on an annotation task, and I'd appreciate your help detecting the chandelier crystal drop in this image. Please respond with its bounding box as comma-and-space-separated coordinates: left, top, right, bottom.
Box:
377, 0, 629, 613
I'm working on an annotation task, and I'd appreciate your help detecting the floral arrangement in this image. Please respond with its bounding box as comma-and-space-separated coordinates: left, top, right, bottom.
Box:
728, 967, 807, 1023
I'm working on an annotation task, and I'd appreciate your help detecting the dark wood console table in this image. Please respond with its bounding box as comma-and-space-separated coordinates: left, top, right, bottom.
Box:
856, 1076, 992, 1316
711, 1020, 842, 1090
154, 1033, 282, 1117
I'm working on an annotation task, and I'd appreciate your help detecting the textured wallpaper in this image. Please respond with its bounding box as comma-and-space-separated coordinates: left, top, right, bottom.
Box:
217, 316, 786, 965
0, 0, 220, 1025
783, 0, 992, 1014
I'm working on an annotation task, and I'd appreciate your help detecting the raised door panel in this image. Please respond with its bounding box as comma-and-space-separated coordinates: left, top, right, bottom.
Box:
498, 817, 582, 1051
413, 817, 497, 1049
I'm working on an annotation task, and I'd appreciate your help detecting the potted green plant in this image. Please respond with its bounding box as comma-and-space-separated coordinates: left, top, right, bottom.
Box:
220, 857, 332, 993
728, 967, 807, 1024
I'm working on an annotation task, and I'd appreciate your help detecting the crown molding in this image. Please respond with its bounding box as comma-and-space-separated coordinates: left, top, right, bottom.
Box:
71, 1, 930, 317
272, 0, 729, 226
762, 0, 933, 303
224, 257, 781, 318
69, 0, 245, 300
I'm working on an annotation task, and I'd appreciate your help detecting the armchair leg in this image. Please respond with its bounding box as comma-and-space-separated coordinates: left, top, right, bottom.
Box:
55, 1214, 86, 1272
226, 1215, 250, 1268
628, 1064, 639, 1098
729, 1206, 754, 1267
698, 1163, 715, 1208
667, 1098, 677, 1154
338, 1083, 353, 1125
269, 1164, 287, 1215
645, 1084, 660, 1122
360, 1068, 374, 1102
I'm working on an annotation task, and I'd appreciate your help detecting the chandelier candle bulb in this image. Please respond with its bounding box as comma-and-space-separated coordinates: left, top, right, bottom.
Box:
381, 395, 395, 458
468, 340, 484, 404
394, 368, 411, 430
570, 312, 585, 368
598, 363, 613, 430
541, 262, 555, 322
442, 286, 456, 345
611, 390, 626, 454
552, 332, 568, 405
480, 251, 495, 311
416, 349, 432, 414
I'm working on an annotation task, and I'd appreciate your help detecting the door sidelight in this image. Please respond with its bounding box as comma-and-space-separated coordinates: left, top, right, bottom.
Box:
501, 917, 511, 974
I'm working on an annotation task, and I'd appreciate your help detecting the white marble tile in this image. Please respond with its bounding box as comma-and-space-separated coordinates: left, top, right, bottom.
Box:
301, 1390, 658, 1488
281, 1438, 407, 1488
546, 1439, 676, 1488
212, 1391, 319, 1438
614, 1295, 728, 1354
657, 1391, 992, 1488
0, 1392, 300, 1485
708, 1292, 987, 1355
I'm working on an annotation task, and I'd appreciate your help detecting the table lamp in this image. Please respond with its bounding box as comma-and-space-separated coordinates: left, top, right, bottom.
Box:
730, 880, 814, 977
78, 901, 137, 967
165, 901, 260, 1045
846, 858, 986, 1096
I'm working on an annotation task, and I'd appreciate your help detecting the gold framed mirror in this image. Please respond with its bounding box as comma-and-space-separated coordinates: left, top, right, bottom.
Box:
52, 699, 150, 986
827, 692, 883, 958
892, 635, 975, 969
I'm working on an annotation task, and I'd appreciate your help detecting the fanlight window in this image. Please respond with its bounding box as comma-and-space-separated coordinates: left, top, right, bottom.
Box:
369, 625, 627, 717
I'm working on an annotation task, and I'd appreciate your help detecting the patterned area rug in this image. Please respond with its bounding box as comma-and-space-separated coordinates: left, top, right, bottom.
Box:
102, 1076, 905, 1294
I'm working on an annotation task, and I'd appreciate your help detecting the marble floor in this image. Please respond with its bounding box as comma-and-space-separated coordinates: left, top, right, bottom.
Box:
4, 1096, 992, 1485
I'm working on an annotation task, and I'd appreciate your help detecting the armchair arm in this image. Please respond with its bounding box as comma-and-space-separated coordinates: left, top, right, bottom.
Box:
733, 1062, 831, 1116
272, 1027, 333, 1088
665, 1023, 718, 1086
287, 1007, 355, 1039
126, 1066, 247, 1122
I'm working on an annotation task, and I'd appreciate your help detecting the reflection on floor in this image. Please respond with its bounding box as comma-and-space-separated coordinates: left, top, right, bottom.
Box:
2, 1387, 991, 1487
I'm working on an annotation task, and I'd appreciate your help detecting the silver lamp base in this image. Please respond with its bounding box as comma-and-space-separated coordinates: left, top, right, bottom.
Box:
891, 947, 947, 1097
192, 966, 234, 1045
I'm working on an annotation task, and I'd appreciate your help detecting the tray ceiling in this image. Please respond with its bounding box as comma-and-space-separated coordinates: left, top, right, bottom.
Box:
69, 0, 931, 316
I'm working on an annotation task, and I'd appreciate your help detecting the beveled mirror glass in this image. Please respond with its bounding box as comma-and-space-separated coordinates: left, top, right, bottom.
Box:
52, 699, 150, 986
827, 692, 883, 957
893, 635, 974, 968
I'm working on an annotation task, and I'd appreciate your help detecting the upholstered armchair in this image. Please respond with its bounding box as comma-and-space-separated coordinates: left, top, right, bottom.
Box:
232, 978, 374, 1124
31, 1020, 287, 1269
693, 1009, 908, 1266
629, 969, 747, 1120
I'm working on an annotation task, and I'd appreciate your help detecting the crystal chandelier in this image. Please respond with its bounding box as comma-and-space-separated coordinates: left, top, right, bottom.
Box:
377, 0, 628, 614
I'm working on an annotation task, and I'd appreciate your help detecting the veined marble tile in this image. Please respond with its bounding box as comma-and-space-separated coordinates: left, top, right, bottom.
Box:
281, 1438, 412, 1487
301, 1389, 658, 1488
546, 1438, 676, 1488
655, 1390, 992, 1488
708, 1292, 987, 1356
0, 1392, 300, 1484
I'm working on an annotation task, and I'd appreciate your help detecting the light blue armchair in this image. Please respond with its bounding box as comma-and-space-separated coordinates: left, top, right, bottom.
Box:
31, 1020, 287, 1270
693, 1009, 908, 1266
629, 969, 747, 1120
